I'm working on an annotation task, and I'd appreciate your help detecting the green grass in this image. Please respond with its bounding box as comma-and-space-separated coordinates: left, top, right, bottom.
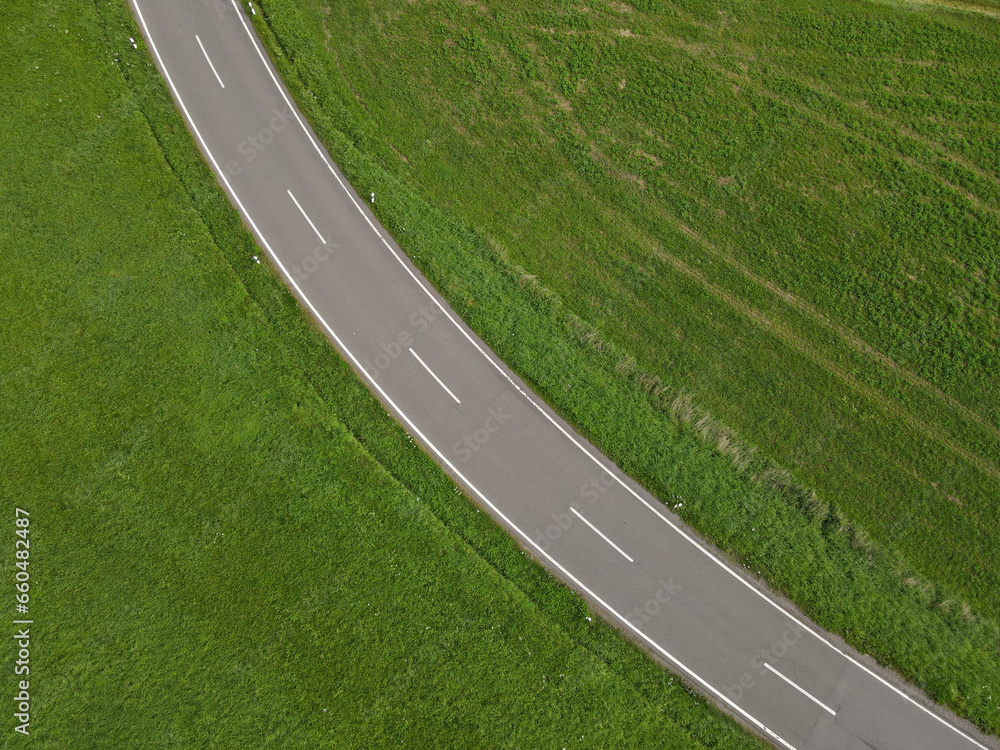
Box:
0, 1, 770, 747
242, 0, 1000, 734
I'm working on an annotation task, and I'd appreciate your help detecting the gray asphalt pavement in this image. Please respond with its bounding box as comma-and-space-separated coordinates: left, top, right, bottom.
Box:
129, 2, 994, 748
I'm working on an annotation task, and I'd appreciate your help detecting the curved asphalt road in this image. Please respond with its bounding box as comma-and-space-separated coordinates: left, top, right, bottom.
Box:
129, 2, 994, 748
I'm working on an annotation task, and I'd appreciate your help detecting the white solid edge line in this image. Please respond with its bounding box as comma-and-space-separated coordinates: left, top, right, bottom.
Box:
286, 188, 326, 245
764, 663, 837, 717
195, 34, 225, 89
226, 11, 990, 748
146, 4, 990, 748
133, 6, 795, 748
409, 348, 461, 405
570, 507, 634, 563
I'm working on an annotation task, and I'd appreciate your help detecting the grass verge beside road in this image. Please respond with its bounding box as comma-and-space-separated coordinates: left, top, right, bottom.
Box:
245, 0, 1000, 733
0, 0, 767, 746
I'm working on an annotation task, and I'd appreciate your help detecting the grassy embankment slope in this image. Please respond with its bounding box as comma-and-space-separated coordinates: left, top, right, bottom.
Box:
0, 1, 766, 747
248, 0, 1000, 733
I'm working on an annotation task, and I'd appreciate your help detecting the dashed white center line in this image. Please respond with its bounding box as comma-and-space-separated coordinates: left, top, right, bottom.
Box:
409, 348, 461, 404
286, 189, 326, 245
195, 34, 225, 89
570, 507, 634, 562
764, 663, 837, 717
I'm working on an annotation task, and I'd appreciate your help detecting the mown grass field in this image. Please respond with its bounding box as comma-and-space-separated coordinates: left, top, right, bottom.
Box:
245, 0, 1000, 734
0, 1, 770, 747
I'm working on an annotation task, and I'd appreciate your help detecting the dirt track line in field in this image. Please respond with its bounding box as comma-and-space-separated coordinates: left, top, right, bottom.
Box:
647, 35, 1000, 220
650, 243, 1000, 483
672, 223, 1000, 447
745, 75, 1000, 220
890, 0, 1000, 19
773, 72, 1000, 193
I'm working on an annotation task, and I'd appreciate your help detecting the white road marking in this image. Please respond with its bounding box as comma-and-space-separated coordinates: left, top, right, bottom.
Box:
133, 5, 991, 748
286, 189, 326, 245
195, 34, 225, 89
409, 348, 461, 405
765, 663, 837, 717
570, 507, 633, 562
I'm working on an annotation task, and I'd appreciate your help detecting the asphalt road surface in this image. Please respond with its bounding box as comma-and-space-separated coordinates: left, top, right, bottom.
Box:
129, 2, 994, 748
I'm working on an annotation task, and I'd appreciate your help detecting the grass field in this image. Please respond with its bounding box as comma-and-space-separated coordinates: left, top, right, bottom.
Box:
243, 0, 1000, 733
0, 1, 771, 746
